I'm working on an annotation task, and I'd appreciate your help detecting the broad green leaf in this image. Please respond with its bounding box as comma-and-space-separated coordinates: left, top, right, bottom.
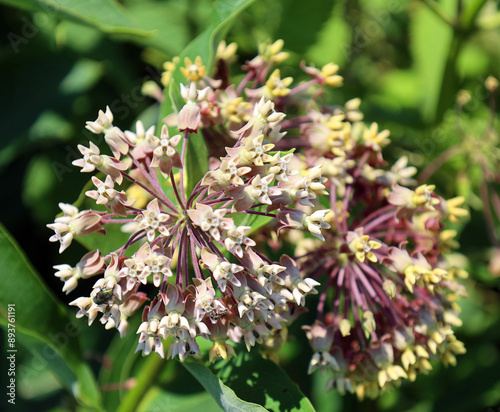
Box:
460, 0, 488, 29
138, 387, 222, 412
214, 349, 316, 412
23, 154, 66, 224
16, 332, 72, 394
15, 344, 65, 399
0, 0, 35, 10
0, 224, 102, 409
28, 111, 74, 142
124, 1, 190, 55
183, 361, 268, 412
378, 69, 421, 109
275, 0, 336, 55
457, 42, 490, 78
0, 0, 154, 37
59, 59, 104, 95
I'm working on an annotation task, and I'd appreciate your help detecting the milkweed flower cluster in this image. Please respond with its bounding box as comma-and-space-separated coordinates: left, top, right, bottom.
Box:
48, 39, 468, 394
290, 92, 469, 398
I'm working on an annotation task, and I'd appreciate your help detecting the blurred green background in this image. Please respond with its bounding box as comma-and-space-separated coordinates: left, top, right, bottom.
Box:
0, 0, 500, 411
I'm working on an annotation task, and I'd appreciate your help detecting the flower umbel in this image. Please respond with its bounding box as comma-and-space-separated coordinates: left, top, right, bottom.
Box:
48, 39, 468, 398
49, 43, 332, 367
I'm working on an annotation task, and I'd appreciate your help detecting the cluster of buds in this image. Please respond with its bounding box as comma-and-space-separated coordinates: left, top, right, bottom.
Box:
48, 39, 468, 396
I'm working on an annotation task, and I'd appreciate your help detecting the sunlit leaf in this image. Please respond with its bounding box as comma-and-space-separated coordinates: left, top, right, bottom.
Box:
213, 349, 316, 412
59, 59, 104, 95
230, 206, 273, 235
160, 0, 257, 119
183, 361, 268, 412
305, 0, 350, 67
138, 387, 222, 412
124, 1, 190, 55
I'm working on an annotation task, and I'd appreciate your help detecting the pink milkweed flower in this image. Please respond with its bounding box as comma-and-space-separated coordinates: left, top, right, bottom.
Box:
178, 82, 210, 132
150, 125, 183, 176
134, 198, 171, 242
85, 106, 113, 134
187, 203, 232, 241
85, 175, 135, 216
47, 204, 104, 253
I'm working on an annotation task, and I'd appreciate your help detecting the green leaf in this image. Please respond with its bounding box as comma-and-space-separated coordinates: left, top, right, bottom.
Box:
0, 0, 153, 37
99, 316, 141, 411
124, 1, 190, 55
305, 0, 351, 67
311, 370, 342, 412
0, 0, 35, 10
77, 221, 136, 256
183, 361, 268, 412
213, 349, 316, 412
275, 0, 336, 55
184, 131, 210, 196
457, 42, 490, 78
377, 69, 421, 109
0, 223, 102, 409
59, 59, 104, 95
230, 206, 273, 235
138, 387, 223, 412
460, 0, 488, 29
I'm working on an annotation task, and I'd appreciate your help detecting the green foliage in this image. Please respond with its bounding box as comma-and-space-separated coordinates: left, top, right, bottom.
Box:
184, 361, 269, 411
138, 388, 222, 412
230, 207, 273, 234
0, 0, 153, 36
212, 349, 316, 412
0, 224, 102, 409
